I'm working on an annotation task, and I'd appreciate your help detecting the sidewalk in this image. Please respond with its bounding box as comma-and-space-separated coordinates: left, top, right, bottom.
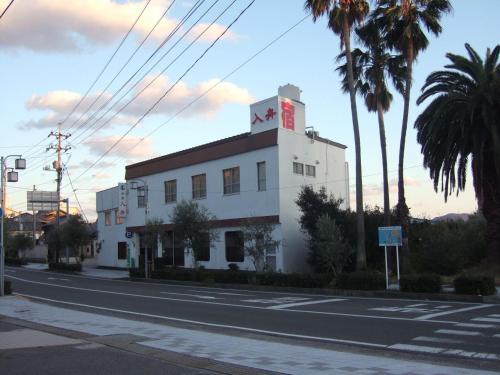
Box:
0, 296, 497, 375
22, 260, 129, 279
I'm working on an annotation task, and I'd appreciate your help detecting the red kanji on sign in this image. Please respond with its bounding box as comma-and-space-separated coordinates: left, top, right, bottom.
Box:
281, 101, 295, 130
265, 107, 276, 121
251, 113, 263, 125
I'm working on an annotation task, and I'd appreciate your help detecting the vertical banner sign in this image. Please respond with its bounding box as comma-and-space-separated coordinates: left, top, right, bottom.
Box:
378, 226, 403, 289
118, 183, 127, 218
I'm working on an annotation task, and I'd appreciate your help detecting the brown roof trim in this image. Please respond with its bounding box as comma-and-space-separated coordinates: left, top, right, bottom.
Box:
126, 215, 280, 233
125, 129, 278, 180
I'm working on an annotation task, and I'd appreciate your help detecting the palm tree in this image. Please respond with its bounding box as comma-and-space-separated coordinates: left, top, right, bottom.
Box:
337, 20, 406, 226
305, 0, 370, 269
374, 0, 451, 264
415, 44, 500, 263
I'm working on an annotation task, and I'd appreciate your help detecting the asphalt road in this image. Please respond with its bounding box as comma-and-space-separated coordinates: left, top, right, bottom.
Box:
5, 267, 500, 367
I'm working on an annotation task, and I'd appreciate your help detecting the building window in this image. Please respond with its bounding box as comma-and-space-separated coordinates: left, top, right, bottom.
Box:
137, 187, 146, 208
165, 179, 177, 203
163, 231, 185, 267
117, 242, 127, 259
306, 164, 316, 177
257, 161, 266, 191
115, 209, 124, 225
104, 211, 112, 226
225, 231, 244, 262
196, 232, 210, 262
192, 174, 206, 199
223, 167, 240, 195
293, 162, 304, 175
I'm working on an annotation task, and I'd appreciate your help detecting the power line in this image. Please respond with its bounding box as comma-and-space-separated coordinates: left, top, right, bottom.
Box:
67, 0, 178, 133
65, 167, 89, 223
70, 0, 210, 143
62, 0, 154, 130
69, 0, 257, 186
0, 0, 14, 19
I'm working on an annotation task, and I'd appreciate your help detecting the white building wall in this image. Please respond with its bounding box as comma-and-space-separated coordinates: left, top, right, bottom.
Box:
277, 128, 349, 273
96, 187, 128, 268
125, 145, 281, 270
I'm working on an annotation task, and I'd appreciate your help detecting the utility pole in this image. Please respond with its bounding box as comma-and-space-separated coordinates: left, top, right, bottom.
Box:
32, 185, 36, 250
47, 123, 70, 263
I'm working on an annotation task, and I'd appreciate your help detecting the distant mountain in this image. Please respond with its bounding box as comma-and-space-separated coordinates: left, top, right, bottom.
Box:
431, 213, 471, 223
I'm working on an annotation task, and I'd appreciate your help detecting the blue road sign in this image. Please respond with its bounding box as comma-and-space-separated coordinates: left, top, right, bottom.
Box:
378, 226, 403, 247
0, 207, 2, 218
125, 231, 133, 239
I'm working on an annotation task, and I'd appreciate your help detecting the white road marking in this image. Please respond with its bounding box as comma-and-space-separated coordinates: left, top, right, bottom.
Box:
2, 275, 466, 324
494, 334, 500, 339
443, 349, 499, 360
406, 303, 427, 307
456, 323, 497, 329
416, 304, 493, 320
389, 343, 445, 354
436, 305, 452, 309
489, 314, 500, 318
472, 317, 500, 323
159, 291, 218, 300
48, 277, 70, 281
412, 336, 463, 344
13, 293, 387, 349
243, 297, 310, 305
188, 289, 250, 296
5, 269, 16, 273
268, 298, 346, 310
436, 329, 482, 336
10, 266, 488, 305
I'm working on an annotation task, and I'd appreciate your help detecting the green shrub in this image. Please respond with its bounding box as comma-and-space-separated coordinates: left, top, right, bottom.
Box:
213, 270, 249, 284
5, 258, 27, 266
129, 268, 144, 278
454, 274, 496, 296
256, 272, 332, 288
335, 271, 385, 290
4, 280, 12, 295
400, 274, 441, 293
48, 262, 82, 272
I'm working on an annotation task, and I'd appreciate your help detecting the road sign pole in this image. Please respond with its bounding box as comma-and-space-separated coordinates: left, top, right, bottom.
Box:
384, 245, 389, 290
396, 245, 400, 282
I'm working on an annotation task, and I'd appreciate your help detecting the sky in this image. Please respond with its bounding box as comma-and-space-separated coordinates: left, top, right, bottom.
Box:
1, 0, 498, 221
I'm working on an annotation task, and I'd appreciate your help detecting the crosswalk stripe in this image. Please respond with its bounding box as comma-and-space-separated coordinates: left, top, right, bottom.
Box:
412, 336, 463, 344
472, 317, 500, 323
436, 329, 482, 336
455, 323, 497, 329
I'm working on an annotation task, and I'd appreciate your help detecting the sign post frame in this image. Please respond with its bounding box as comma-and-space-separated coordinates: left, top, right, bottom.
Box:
378, 226, 403, 290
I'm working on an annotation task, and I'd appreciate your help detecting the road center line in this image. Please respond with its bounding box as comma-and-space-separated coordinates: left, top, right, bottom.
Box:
416, 304, 493, 320
268, 298, 345, 310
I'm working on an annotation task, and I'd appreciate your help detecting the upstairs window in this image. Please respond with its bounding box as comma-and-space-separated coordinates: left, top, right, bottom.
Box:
137, 187, 146, 208
257, 162, 266, 191
306, 164, 316, 177
165, 179, 177, 203
223, 167, 240, 195
192, 174, 206, 199
104, 211, 112, 226
115, 209, 124, 225
293, 162, 304, 175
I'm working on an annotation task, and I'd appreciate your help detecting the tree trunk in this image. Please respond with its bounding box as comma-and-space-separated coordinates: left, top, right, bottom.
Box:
377, 92, 390, 227
343, 18, 366, 270
397, 47, 413, 271
481, 151, 500, 264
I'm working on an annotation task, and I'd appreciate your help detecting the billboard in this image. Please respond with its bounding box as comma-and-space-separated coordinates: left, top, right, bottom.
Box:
117, 183, 128, 218
27, 191, 59, 211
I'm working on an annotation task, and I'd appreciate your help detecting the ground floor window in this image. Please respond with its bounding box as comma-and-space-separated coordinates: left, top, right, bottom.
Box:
163, 231, 185, 266
195, 232, 210, 262
225, 231, 244, 262
117, 242, 127, 260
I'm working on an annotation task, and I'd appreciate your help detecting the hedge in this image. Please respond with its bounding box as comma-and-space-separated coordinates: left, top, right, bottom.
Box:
335, 271, 385, 290
5, 258, 28, 266
4, 280, 12, 295
454, 274, 496, 296
130, 267, 333, 288
49, 262, 82, 272
400, 274, 441, 293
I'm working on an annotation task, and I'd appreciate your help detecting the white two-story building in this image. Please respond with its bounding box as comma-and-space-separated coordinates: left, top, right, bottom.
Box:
96, 84, 349, 273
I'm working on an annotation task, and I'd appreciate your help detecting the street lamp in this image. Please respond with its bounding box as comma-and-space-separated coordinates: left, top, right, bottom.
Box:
129, 179, 149, 279
1, 155, 27, 296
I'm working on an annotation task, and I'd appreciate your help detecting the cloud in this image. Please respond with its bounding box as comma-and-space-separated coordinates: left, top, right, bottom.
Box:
0, 0, 236, 53
84, 135, 155, 159
19, 77, 253, 130
127, 76, 254, 118
70, 160, 117, 170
